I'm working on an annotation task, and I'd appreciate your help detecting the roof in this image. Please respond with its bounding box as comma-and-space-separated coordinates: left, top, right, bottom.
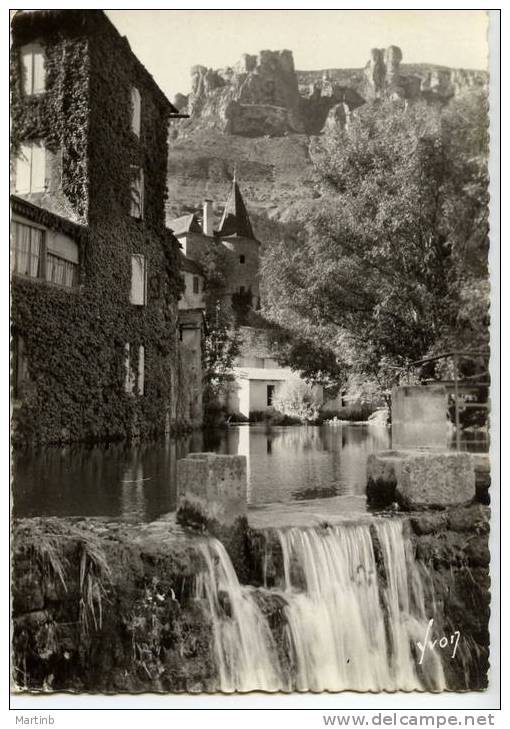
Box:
217, 179, 256, 240
168, 214, 203, 237
180, 253, 203, 275
10, 195, 87, 242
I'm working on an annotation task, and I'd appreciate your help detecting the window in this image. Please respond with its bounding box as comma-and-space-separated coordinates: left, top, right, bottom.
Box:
13, 336, 29, 400
124, 343, 145, 395
130, 254, 147, 305
130, 166, 144, 218
240, 254, 245, 264
267, 384, 275, 407
45, 231, 79, 288
12, 221, 44, 278
192, 276, 200, 294
46, 253, 78, 288
131, 87, 141, 137
239, 285, 245, 294
15, 142, 46, 193
20, 43, 45, 95
12, 221, 79, 288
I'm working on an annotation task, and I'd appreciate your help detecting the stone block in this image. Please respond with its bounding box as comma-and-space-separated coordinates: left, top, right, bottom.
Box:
177, 452, 247, 526
472, 453, 490, 504
392, 385, 448, 449
367, 449, 475, 510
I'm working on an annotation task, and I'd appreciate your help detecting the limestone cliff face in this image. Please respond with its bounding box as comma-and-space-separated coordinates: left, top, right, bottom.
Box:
167, 46, 487, 224
173, 46, 487, 138
362, 45, 487, 102
180, 50, 305, 137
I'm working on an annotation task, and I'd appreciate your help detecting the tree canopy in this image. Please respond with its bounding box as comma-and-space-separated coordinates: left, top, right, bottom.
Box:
261, 93, 490, 389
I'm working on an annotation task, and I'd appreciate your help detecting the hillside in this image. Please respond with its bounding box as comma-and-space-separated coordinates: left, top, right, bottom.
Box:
166, 46, 487, 233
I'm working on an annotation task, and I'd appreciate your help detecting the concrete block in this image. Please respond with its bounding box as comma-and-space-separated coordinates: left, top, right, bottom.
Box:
367, 449, 475, 510
392, 385, 448, 449
177, 452, 247, 525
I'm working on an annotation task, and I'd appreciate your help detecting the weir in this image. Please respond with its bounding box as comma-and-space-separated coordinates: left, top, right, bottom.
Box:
195, 519, 445, 692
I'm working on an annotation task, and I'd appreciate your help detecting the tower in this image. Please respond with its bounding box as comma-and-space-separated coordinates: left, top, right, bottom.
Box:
216, 174, 260, 310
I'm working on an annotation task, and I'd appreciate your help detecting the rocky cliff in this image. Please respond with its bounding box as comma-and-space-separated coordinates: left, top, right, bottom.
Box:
166, 45, 487, 225
173, 46, 487, 137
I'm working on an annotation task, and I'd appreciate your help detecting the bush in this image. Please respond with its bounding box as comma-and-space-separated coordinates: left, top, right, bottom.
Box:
272, 380, 322, 423
245, 410, 298, 425
322, 403, 377, 422
203, 401, 228, 428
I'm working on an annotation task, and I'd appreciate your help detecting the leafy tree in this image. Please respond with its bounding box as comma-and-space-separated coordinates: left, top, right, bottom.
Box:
198, 243, 240, 413
261, 93, 489, 391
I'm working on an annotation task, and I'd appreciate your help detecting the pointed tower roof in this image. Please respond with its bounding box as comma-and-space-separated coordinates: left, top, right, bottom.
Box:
217, 176, 255, 240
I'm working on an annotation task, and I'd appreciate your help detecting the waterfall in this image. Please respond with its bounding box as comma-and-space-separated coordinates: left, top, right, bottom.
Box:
196, 539, 284, 692
195, 520, 446, 693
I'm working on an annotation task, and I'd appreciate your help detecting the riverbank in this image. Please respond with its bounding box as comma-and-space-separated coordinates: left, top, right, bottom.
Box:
12, 503, 490, 693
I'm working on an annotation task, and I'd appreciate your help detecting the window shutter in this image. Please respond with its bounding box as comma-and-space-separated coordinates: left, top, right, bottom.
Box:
30, 143, 46, 191
124, 343, 135, 394
129, 166, 143, 218
20, 46, 33, 95
130, 254, 146, 305
32, 47, 46, 93
131, 87, 141, 136
138, 345, 145, 395
15, 145, 32, 193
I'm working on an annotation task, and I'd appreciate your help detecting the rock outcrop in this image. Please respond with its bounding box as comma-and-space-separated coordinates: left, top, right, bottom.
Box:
173, 46, 488, 138
180, 50, 305, 137
174, 48, 366, 137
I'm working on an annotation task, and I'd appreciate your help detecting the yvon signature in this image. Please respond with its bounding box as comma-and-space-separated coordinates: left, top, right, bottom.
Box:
417, 618, 461, 664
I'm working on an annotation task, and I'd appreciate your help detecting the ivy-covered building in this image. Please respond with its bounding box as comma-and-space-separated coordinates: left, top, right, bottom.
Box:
10, 9, 189, 445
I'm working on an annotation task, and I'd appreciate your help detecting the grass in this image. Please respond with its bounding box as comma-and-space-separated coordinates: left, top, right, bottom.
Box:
78, 537, 112, 633
14, 519, 69, 593
13, 518, 113, 634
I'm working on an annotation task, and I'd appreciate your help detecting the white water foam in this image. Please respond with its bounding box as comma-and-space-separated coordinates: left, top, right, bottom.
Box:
195, 520, 445, 692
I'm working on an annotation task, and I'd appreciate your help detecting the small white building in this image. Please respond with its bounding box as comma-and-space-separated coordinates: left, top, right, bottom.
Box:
222, 327, 323, 418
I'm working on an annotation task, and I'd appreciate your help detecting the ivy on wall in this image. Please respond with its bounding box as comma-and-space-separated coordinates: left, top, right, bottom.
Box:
11, 10, 186, 446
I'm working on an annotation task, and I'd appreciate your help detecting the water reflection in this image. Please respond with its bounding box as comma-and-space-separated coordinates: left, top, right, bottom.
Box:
12, 424, 488, 522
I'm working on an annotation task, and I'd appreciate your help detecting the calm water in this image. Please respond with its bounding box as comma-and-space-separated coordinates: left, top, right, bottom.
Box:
11, 424, 488, 522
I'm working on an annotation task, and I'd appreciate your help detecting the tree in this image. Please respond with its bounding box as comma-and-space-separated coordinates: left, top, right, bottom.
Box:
198, 243, 240, 414
261, 93, 490, 390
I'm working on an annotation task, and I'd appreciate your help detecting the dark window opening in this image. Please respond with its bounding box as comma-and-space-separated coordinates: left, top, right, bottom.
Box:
239, 285, 245, 294
240, 255, 245, 264
267, 384, 275, 407
193, 276, 200, 294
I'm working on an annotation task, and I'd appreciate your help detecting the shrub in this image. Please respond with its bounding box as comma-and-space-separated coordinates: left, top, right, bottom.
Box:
323, 403, 377, 422
272, 380, 322, 423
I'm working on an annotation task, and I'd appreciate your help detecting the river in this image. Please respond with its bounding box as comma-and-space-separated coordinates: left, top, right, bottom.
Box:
11, 423, 488, 522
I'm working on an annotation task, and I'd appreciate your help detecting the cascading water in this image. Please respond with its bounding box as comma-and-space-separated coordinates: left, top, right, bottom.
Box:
195, 520, 446, 693
196, 539, 284, 692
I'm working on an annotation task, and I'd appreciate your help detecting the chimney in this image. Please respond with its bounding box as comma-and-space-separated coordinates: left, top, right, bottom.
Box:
203, 199, 213, 236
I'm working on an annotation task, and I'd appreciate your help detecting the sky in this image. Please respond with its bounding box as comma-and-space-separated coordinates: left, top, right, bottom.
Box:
106, 10, 489, 101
